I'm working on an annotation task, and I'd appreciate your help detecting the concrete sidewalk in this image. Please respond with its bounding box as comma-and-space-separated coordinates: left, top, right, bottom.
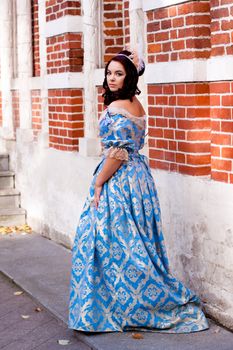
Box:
0, 272, 91, 350
1, 232, 233, 350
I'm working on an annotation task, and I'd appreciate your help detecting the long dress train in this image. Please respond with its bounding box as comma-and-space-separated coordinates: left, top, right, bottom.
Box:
68, 106, 209, 333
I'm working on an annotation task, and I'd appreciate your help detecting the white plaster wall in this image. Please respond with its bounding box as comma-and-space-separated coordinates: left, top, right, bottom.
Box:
152, 169, 233, 329
10, 140, 99, 248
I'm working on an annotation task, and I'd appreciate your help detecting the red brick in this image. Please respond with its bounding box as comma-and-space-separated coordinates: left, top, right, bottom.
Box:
147, 22, 160, 32
161, 19, 172, 29
211, 120, 221, 131
169, 141, 177, 151
154, 8, 169, 20
164, 151, 175, 162
175, 84, 185, 94
148, 85, 162, 94
211, 133, 231, 145
156, 139, 168, 149
210, 82, 230, 93
178, 3, 192, 15
221, 20, 233, 31
211, 21, 221, 32
149, 128, 163, 138
149, 149, 165, 160
148, 43, 161, 53
212, 158, 232, 171
175, 130, 186, 140
164, 129, 174, 139
221, 121, 233, 132
211, 171, 228, 182
172, 40, 185, 50
172, 17, 184, 28
178, 142, 210, 153
186, 84, 209, 94
211, 33, 230, 45
164, 107, 174, 117
222, 95, 233, 106
150, 159, 170, 171
187, 154, 211, 165
156, 118, 168, 127
186, 15, 210, 25
179, 165, 211, 176
188, 108, 210, 118
187, 130, 211, 141
186, 38, 210, 49
176, 153, 185, 163
156, 96, 168, 105
154, 32, 169, 42
168, 119, 176, 129
175, 108, 186, 118
211, 8, 229, 19
222, 147, 233, 158
211, 145, 220, 157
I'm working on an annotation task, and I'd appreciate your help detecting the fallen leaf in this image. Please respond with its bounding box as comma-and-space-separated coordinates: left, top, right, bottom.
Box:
57, 339, 71, 345
132, 333, 144, 339
0, 224, 32, 235
35, 307, 42, 312
214, 328, 220, 333
21, 315, 30, 319
14, 291, 24, 296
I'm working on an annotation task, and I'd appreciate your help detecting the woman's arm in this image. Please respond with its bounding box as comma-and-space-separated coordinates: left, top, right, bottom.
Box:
94, 157, 123, 208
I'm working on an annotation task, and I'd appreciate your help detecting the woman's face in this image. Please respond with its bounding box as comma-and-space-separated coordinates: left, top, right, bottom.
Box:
106, 60, 126, 92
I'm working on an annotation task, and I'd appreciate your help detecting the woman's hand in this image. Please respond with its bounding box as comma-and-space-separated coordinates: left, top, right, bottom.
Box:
93, 157, 123, 208
94, 184, 102, 209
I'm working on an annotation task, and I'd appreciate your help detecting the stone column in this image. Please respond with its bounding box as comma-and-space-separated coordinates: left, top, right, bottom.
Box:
78, 0, 101, 157
129, 0, 147, 111
0, 0, 14, 140
16, 0, 34, 142
129, 0, 148, 154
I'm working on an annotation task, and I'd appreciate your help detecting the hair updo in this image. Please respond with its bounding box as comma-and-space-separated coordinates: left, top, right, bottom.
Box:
102, 50, 145, 106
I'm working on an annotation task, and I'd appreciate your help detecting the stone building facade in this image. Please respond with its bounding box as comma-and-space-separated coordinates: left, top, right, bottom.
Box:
0, 0, 233, 330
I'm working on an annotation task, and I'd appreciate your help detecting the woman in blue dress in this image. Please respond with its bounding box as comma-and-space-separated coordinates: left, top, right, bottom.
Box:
68, 50, 209, 333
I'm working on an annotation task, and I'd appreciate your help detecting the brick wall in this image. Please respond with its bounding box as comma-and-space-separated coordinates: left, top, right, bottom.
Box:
146, 0, 233, 184
47, 33, 83, 74
148, 83, 211, 176
103, 0, 124, 63
31, 90, 42, 140
46, 0, 81, 22
123, 0, 130, 46
48, 89, 84, 151
210, 81, 233, 183
12, 90, 20, 137
31, 0, 40, 77
97, 87, 105, 118
210, 0, 233, 56
147, 1, 211, 63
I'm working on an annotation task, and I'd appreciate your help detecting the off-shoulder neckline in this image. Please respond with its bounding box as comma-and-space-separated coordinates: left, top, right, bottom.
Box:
107, 106, 146, 120
99, 107, 146, 129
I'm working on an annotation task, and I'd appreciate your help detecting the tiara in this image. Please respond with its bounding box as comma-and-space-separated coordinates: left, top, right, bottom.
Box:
116, 52, 144, 74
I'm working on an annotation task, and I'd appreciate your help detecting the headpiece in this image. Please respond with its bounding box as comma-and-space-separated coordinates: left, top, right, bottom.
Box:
115, 45, 145, 75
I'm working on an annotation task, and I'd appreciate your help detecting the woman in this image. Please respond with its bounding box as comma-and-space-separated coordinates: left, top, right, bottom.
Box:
68, 50, 209, 333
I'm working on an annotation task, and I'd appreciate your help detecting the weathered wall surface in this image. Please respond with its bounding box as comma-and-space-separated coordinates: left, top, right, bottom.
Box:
152, 169, 233, 329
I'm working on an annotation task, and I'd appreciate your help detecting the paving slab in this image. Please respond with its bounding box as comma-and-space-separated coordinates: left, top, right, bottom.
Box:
1, 232, 233, 350
0, 272, 90, 350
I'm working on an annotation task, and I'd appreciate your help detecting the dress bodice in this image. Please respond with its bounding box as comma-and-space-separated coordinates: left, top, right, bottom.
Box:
98, 107, 146, 155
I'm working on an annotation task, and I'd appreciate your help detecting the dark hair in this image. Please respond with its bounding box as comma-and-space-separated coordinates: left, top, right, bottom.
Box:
102, 50, 145, 106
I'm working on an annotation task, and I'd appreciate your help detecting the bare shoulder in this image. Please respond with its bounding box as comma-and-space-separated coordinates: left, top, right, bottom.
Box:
108, 98, 146, 118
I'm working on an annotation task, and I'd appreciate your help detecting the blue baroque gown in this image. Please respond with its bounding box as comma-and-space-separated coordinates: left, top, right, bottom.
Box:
68, 106, 209, 333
